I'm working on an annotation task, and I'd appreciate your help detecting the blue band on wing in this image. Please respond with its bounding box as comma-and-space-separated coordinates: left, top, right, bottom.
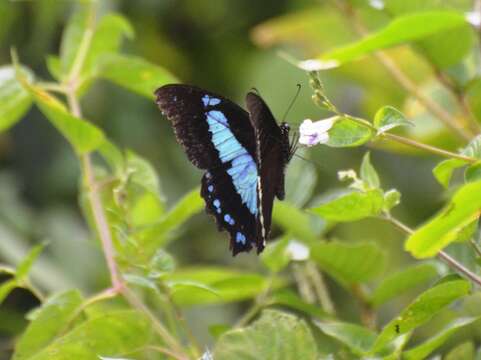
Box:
206, 110, 258, 215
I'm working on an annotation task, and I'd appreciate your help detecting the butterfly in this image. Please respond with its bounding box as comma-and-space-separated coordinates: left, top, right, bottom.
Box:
155, 84, 295, 255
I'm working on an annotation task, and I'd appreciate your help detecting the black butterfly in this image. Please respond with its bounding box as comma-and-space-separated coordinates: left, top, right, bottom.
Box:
155, 84, 294, 255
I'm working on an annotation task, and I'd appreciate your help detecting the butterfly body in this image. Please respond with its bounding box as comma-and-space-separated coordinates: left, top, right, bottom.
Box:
155, 84, 291, 255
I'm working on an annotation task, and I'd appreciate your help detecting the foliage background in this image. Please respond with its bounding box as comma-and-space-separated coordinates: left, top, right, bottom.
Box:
2, 0, 481, 359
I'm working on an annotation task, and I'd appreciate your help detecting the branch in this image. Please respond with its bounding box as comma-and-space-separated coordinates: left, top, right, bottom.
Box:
382, 215, 481, 287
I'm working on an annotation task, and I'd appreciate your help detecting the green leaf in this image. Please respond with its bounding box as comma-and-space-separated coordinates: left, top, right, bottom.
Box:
19, 82, 105, 155
29, 310, 151, 360
82, 14, 134, 78
137, 187, 204, 254
147, 249, 175, 279
373, 106, 413, 134
59, 3, 94, 77
417, 24, 474, 69
46, 55, 61, 80
360, 152, 380, 189
326, 116, 374, 147
16, 242, 47, 282
383, 189, 401, 212
310, 189, 384, 222
97, 139, 124, 173
433, 158, 467, 188
315, 321, 377, 356
273, 201, 319, 244
268, 289, 327, 319
314, 11, 468, 67
405, 180, 481, 258
99, 54, 178, 99
126, 150, 162, 196
310, 241, 385, 285
372, 279, 471, 352
465, 163, 481, 183
13, 289, 84, 360
403, 317, 479, 360
0, 279, 17, 305
0, 66, 33, 132
165, 267, 276, 306
214, 309, 318, 360
445, 342, 475, 360
370, 262, 440, 307
260, 235, 291, 272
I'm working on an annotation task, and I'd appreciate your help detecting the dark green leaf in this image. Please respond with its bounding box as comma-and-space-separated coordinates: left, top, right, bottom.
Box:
315, 320, 377, 355
403, 317, 479, 360
214, 309, 318, 360
374, 106, 413, 134
465, 163, 481, 183
165, 267, 276, 306
99, 54, 178, 99
310, 241, 385, 285
0, 279, 17, 305
0, 66, 33, 132
268, 289, 328, 319
29, 310, 152, 360
372, 279, 470, 352
273, 201, 319, 244
137, 187, 204, 254
405, 180, 481, 258
445, 341, 475, 360
433, 158, 467, 188
310, 189, 384, 222
360, 152, 380, 189
370, 262, 440, 307
260, 235, 291, 273
326, 116, 374, 147
13, 289, 84, 360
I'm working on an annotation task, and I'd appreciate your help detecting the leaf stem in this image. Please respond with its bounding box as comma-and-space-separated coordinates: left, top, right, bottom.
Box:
380, 133, 477, 163
381, 215, 481, 287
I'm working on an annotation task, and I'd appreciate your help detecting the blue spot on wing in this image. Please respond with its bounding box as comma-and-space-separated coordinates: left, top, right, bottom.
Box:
206, 110, 258, 215
202, 95, 221, 107
236, 232, 246, 245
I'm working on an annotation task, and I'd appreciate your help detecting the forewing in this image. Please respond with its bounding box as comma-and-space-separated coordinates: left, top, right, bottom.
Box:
155, 84, 256, 169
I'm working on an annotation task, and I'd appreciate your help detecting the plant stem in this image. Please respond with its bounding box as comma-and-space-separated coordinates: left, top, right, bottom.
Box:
381, 133, 477, 163
121, 287, 189, 359
351, 284, 376, 330
328, 0, 474, 141
66, 88, 123, 292
346, 113, 477, 163
305, 261, 336, 315
381, 215, 481, 287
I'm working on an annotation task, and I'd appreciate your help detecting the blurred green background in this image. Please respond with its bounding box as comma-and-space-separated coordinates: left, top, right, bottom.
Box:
1, 0, 477, 356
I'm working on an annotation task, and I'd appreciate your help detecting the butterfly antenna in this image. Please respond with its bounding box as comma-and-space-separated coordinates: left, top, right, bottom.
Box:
282, 84, 302, 122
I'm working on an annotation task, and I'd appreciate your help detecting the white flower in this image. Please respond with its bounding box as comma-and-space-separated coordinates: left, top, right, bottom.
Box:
298, 59, 339, 71
369, 0, 384, 10
286, 240, 310, 261
299, 117, 336, 147
466, 11, 481, 28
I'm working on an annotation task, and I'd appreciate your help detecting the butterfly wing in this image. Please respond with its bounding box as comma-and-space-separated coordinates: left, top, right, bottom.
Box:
155, 84, 260, 255
246, 92, 290, 252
